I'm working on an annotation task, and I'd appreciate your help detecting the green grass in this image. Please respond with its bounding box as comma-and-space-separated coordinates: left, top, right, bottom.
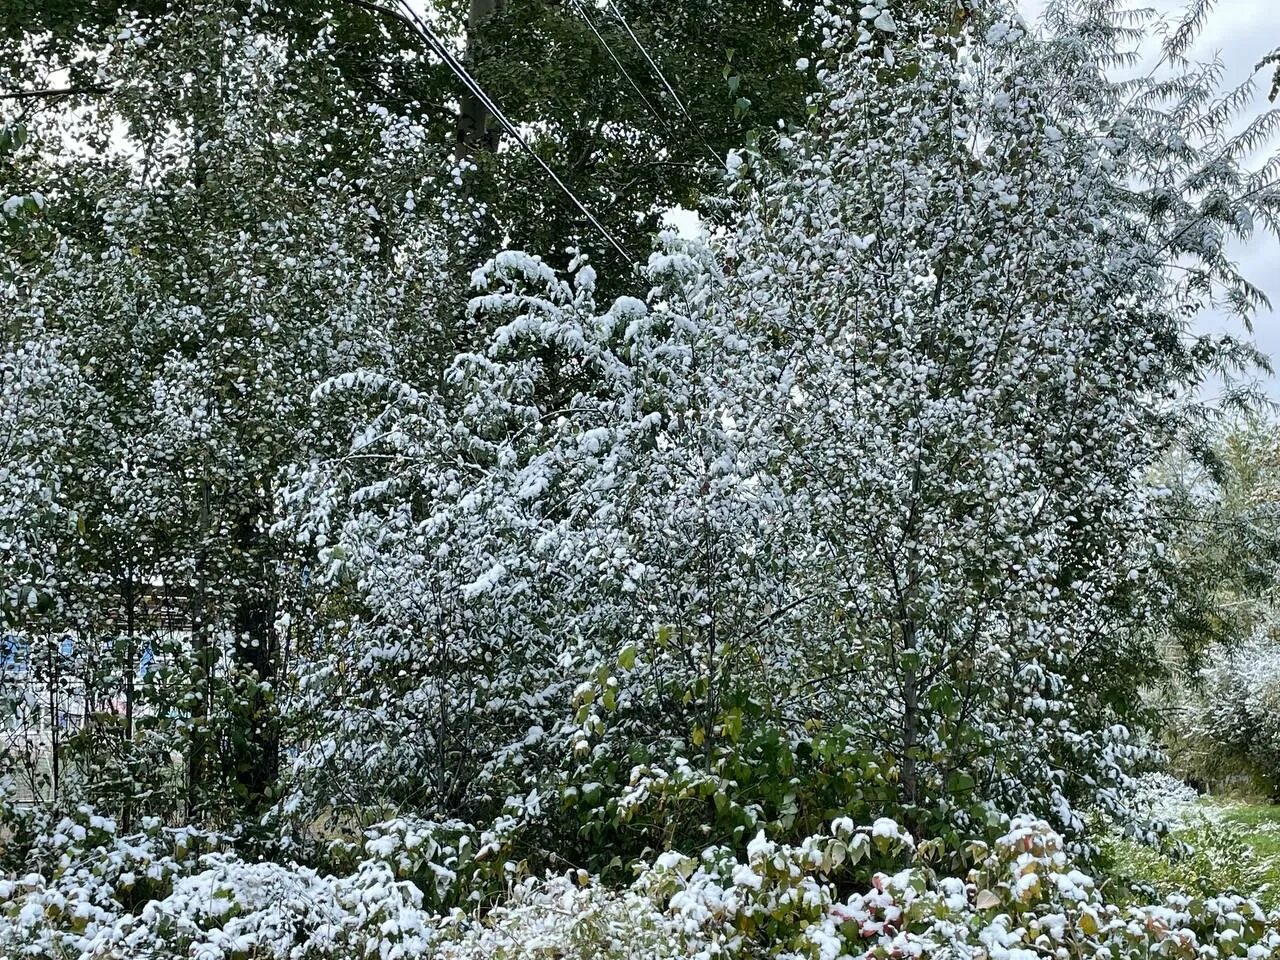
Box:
1096, 798, 1280, 906
1210, 798, 1280, 860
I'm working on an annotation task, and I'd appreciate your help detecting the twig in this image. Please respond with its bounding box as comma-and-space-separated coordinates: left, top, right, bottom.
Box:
1, 85, 114, 101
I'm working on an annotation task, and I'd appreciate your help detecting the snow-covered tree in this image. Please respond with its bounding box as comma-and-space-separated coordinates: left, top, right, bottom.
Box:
2, 0, 482, 823
299, 0, 1280, 854
1158, 417, 1280, 795
1176, 636, 1280, 799
712, 0, 1280, 835
287, 239, 797, 829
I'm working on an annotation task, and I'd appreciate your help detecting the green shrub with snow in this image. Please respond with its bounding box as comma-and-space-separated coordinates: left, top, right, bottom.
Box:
4, 812, 1278, 960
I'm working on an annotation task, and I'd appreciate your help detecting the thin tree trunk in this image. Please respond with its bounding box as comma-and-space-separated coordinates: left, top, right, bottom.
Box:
232, 496, 280, 813
122, 563, 136, 829
187, 477, 211, 821
456, 0, 504, 157
901, 650, 919, 807
186, 18, 223, 822
48, 634, 59, 801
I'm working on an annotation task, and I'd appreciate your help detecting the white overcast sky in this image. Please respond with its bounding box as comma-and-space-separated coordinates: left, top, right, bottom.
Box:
1020, 0, 1280, 400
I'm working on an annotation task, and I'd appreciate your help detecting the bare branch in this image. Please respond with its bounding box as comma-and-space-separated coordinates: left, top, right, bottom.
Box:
0, 85, 114, 101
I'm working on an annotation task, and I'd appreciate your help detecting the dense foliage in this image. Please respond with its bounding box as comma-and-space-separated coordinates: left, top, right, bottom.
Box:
3, 810, 1279, 960
5, 0, 1280, 955
289, 0, 1280, 856
1155, 419, 1280, 798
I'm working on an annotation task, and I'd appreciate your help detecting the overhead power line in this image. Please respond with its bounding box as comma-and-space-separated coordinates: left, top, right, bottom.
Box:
604, 1, 696, 125
343, 0, 633, 262
569, 0, 670, 138
393, 0, 632, 261
598, 1, 726, 170
571, 0, 724, 172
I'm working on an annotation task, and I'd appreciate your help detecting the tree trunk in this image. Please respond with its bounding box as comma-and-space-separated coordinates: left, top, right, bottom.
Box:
901, 657, 920, 807
187, 478, 211, 820
456, 0, 504, 157
48, 633, 59, 801
231, 500, 279, 813
122, 564, 135, 831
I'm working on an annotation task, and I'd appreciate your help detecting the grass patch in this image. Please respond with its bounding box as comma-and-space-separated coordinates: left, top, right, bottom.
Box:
1211, 799, 1280, 860
1097, 798, 1280, 907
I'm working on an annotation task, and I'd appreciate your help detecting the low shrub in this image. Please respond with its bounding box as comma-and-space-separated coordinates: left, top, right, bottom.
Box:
4, 808, 1278, 960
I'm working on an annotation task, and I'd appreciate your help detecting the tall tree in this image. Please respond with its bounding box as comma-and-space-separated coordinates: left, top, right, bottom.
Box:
3, 0, 480, 822
299, 0, 1280, 855
2, 0, 822, 822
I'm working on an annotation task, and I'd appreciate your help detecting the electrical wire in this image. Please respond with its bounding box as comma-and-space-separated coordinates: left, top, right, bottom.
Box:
604, 1, 696, 126
572, 0, 726, 171
343, 0, 633, 262
602, 1, 727, 169
569, 0, 670, 139
397, 0, 633, 261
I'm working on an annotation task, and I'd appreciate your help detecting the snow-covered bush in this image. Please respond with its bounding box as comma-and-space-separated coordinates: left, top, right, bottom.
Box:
4, 812, 1278, 960
1123, 773, 1203, 832
1177, 638, 1280, 799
